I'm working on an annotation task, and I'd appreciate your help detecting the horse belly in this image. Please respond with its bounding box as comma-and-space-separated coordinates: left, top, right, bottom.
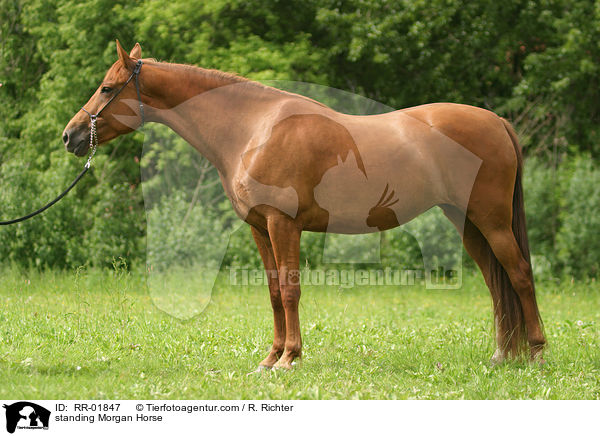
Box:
308, 153, 434, 234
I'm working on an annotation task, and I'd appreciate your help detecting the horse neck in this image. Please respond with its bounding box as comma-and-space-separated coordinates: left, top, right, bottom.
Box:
142, 62, 286, 176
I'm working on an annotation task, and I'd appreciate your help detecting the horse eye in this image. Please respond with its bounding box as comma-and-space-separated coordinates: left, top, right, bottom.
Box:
101, 86, 113, 94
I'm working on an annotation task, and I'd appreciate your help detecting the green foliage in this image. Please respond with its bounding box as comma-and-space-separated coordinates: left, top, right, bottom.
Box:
0, 0, 598, 278
555, 157, 600, 277
511, 1, 600, 155
523, 156, 600, 279
381, 209, 463, 272
0, 0, 144, 268
145, 191, 230, 270
522, 157, 563, 268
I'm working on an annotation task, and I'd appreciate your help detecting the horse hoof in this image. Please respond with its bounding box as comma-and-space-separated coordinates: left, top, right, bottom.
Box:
273, 360, 297, 371
273, 363, 292, 371
490, 349, 506, 366
531, 354, 547, 366
246, 365, 272, 376
530, 348, 546, 365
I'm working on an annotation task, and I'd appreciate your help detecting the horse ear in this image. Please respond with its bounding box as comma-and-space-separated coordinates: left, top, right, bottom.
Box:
129, 42, 142, 59
116, 39, 135, 70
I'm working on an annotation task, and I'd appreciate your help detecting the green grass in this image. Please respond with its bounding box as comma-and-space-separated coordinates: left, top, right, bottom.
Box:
0, 266, 598, 399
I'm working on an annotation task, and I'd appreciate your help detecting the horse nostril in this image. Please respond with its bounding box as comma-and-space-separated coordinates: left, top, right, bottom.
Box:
62, 131, 69, 146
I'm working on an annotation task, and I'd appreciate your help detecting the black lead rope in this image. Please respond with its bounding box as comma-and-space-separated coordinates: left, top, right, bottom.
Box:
0, 164, 91, 226
0, 60, 144, 226
0, 132, 97, 226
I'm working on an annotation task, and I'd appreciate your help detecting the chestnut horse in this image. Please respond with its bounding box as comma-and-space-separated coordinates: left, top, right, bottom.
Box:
63, 41, 545, 370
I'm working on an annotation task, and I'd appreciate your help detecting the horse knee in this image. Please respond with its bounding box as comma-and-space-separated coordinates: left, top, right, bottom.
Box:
279, 269, 301, 308
268, 282, 282, 300
266, 272, 283, 306
280, 285, 300, 309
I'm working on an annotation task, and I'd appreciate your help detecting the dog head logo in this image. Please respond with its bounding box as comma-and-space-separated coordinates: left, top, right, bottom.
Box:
3, 402, 50, 433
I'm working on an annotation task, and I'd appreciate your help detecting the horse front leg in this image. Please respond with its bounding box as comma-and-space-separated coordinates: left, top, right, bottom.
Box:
251, 227, 286, 370
266, 215, 302, 370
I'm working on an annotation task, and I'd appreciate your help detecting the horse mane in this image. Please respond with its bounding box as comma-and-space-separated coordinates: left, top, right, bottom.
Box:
153, 61, 327, 108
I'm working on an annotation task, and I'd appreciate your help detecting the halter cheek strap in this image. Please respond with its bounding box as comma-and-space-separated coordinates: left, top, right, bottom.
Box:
81, 59, 145, 126
133, 60, 144, 125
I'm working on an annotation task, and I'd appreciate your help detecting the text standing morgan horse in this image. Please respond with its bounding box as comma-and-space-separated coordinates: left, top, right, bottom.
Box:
63, 42, 545, 370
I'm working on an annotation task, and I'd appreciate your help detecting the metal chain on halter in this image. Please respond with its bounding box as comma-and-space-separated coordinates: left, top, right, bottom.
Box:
85, 115, 98, 169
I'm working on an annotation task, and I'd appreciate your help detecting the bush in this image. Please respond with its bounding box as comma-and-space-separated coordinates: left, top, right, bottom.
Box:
555, 157, 600, 277
522, 157, 564, 275
146, 192, 230, 270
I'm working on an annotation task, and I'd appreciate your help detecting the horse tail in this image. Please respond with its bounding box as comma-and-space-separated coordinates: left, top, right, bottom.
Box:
487, 118, 539, 357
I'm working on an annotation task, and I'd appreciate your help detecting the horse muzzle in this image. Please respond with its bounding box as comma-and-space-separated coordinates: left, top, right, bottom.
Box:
62, 127, 89, 157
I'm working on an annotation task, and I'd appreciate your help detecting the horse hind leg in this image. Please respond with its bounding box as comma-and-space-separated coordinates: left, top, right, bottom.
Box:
477, 225, 546, 361
443, 204, 546, 362
441, 205, 507, 363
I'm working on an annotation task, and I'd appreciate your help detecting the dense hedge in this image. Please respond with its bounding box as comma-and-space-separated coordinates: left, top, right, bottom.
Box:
0, 0, 598, 278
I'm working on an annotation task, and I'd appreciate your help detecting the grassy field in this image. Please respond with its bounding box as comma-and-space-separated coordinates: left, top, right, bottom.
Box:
0, 266, 598, 399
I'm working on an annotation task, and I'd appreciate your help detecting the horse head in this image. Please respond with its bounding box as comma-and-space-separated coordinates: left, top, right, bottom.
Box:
62, 40, 144, 156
